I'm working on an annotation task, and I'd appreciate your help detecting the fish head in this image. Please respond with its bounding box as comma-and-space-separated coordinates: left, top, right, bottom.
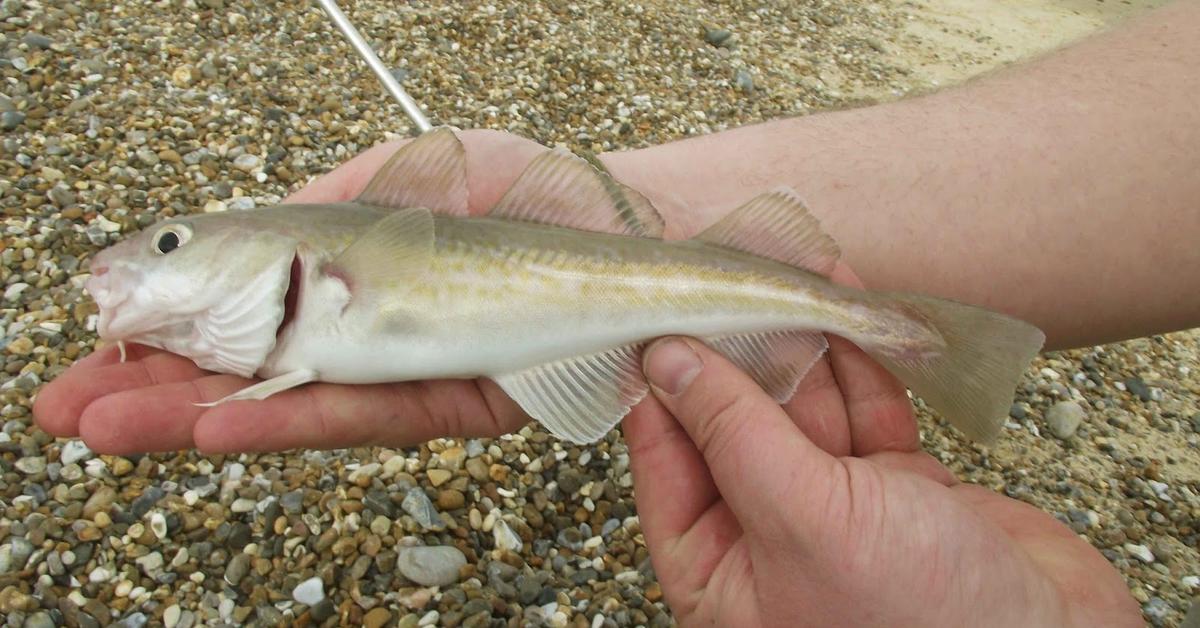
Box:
86, 216, 299, 377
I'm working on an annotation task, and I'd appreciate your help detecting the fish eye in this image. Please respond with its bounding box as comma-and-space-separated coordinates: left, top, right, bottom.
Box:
152, 225, 191, 255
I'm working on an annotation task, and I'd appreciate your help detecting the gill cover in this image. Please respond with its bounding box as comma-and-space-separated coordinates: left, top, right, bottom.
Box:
88, 218, 298, 378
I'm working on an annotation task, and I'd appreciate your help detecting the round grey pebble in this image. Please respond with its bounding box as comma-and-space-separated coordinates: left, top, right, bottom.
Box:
1046, 401, 1085, 439
397, 545, 466, 587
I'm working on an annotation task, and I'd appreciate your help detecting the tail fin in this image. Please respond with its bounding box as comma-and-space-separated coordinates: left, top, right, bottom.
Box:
866, 294, 1045, 444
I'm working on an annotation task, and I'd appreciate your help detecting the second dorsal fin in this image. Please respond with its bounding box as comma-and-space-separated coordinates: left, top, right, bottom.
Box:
489, 148, 665, 237
694, 188, 840, 276
356, 127, 470, 216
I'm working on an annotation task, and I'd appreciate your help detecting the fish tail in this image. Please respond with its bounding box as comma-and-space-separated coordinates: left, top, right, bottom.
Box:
864, 293, 1045, 444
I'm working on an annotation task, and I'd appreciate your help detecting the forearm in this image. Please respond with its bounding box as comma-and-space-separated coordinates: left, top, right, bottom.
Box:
602, 1, 1200, 349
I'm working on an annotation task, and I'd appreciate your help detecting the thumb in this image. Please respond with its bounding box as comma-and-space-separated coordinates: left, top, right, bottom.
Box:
642, 336, 840, 534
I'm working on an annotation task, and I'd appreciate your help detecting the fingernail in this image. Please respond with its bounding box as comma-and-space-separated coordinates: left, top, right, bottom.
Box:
645, 338, 702, 395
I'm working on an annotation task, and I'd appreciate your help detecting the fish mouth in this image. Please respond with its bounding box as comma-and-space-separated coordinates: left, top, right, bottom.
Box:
277, 254, 301, 341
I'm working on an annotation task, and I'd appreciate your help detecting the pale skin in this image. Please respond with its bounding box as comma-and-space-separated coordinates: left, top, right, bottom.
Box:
35, 3, 1200, 626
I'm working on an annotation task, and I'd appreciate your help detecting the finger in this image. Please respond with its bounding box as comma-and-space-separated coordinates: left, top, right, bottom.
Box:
780, 354, 852, 456
642, 336, 840, 535
78, 373, 251, 454
33, 350, 213, 438
192, 378, 529, 453
825, 335, 921, 455
623, 394, 742, 607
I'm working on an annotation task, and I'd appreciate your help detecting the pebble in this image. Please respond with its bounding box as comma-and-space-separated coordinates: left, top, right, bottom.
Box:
60, 440, 93, 464
397, 546, 468, 587
402, 488, 445, 531
292, 576, 325, 605
493, 518, 523, 552
1125, 544, 1155, 564
1046, 401, 1085, 439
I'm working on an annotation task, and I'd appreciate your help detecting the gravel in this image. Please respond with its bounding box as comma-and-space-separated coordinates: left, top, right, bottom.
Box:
1, 1, 1196, 627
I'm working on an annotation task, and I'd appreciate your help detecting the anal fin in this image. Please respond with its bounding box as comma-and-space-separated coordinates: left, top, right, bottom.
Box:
491, 345, 648, 444
704, 330, 828, 402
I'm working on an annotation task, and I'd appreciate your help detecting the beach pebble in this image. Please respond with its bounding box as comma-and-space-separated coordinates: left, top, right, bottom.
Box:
397, 546, 467, 587
1046, 401, 1085, 439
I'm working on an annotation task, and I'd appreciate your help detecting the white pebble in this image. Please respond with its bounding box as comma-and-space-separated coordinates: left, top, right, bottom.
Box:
88, 566, 113, 583
292, 576, 325, 605
230, 498, 256, 513
60, 440, 93, 465
1182, 575, 1199, 590
1124, 543, 1155, 564
418, 610, 440, 626
492, 517, 523, 552
3, 283, 28, 301
163, 604, 182, 628
150, 512, 168, 540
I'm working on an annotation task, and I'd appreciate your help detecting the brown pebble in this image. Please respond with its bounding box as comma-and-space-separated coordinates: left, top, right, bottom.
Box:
362, 607, 392, 628
437, 489, 465, 510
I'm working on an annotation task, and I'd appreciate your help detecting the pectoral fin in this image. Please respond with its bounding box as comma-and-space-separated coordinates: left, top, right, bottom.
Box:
194, 369, 318, 407
491, 344, 648, 444
327, 207, 435, 295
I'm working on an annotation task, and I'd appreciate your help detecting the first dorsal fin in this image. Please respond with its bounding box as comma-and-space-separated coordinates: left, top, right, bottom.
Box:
357, 127, 470, 216
695, 188, 840, 276
489, 148, 665, 237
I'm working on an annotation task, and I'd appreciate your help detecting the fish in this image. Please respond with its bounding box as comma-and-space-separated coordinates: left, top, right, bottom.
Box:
86, 128, 1045, 444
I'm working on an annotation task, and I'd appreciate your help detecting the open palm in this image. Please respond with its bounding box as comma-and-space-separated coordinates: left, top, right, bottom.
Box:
623, 334, 1139, 627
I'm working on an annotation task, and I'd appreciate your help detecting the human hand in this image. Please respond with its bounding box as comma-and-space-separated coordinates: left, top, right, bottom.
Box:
34, 129, 551, 454
624, 334, 1140, 627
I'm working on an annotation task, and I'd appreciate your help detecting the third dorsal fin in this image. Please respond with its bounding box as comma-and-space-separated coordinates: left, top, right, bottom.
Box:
489, 148, 665, 238
694, 188, 840, 276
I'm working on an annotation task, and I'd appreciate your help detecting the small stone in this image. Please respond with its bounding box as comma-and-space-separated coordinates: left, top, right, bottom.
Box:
427, 468, 452, 487
172, 65, 195, 87
15, 456, 45, 474
397, 546, 467, 587
0, 111, 25, 130
163, 604, 181, 628
1124, 543, 1155, 564
704, 27, 733, 46
6, 336, 33, 356
203, 199, 227, 213
402, 488, 445, 531
1046, 401, 1085, 439
1143, 597, 1170, 624
437, 489, 465, 510
292, 576, 324, 605
225, 553, 250, 585
493, 518, 522, 552
363, 608, 392, 628
734, 68, 754, 93
465, 458, 489, 482
61, 440, 92, 465
150, 512, 168, 540
1124, 377, 1152, 402
232, 154, 262, 172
